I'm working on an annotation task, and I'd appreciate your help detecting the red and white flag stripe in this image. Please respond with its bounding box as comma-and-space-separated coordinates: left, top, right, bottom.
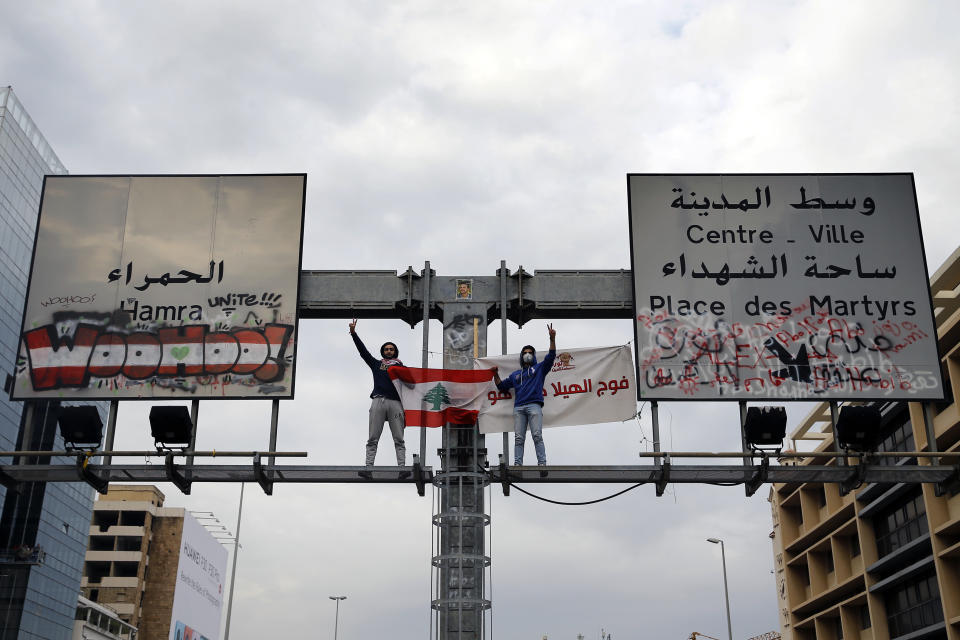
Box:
388, 367, 495, 428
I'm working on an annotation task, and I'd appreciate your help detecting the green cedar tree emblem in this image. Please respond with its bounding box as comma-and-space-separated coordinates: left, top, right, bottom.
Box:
423, 383, 452, 410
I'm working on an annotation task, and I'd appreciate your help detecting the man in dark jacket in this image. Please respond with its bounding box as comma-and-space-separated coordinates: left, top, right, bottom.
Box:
492, 323, 557, 467
349, 319, 406, 474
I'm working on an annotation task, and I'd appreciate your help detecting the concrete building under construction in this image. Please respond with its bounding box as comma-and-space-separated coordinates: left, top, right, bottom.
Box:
80, 485, 221, 639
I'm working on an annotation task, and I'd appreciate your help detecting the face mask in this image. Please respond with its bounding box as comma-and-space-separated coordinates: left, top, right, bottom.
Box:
522, 352, 534, 364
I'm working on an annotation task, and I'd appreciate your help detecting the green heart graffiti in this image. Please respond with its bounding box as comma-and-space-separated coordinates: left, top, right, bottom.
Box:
171, 346, 190, 361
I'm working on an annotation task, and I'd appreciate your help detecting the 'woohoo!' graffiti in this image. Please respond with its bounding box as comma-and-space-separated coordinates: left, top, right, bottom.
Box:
22, 323, 293, 391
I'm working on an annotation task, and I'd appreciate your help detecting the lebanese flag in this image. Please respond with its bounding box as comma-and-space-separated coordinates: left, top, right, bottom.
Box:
388, 367, 495, 427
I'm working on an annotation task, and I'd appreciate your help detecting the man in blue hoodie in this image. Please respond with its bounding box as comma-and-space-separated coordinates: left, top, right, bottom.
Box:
492, 323, 557, 467
349, 319, 406, 476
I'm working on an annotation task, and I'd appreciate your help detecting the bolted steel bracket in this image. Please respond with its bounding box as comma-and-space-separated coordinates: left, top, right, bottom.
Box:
498, 454, 510, 496
413, 454, 425, 497
656, 455, 671, 497
0, 465, 18, 494
745, 452, 769, 497
76, 453, 108, 495
253, 453, 273, 496
936, 463, 960, 497
839, 452, 868, 496
165, 452, 192, 495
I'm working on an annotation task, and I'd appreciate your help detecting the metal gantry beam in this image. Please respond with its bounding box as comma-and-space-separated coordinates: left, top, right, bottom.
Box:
297, 267, 634, 325
1, 462, 955, 487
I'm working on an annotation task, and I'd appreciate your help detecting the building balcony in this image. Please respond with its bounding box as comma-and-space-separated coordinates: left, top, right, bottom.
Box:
792, 571, 866, 619
102, 602, 135, 616
93, 501, 158, 513
88, 525, 145, 537
84, 551, 142, 563
868, 556, 936, 594
784, 501, 857, 554
81, 576, 139, 588
866, 533, 933, 577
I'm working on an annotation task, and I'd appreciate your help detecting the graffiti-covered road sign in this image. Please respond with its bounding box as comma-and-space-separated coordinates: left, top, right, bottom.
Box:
14, 174, 306, 400
627, 173, 942, 401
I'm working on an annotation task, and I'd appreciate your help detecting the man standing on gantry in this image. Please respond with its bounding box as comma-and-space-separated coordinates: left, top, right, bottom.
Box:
492, 324, 557, 468
349, 319, 406, 477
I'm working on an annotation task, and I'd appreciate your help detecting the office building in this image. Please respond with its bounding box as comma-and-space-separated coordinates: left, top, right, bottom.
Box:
82, 486, 166, 632
0, 85, 104, 639
769, 246, 960, 640
82, 485, 226, 640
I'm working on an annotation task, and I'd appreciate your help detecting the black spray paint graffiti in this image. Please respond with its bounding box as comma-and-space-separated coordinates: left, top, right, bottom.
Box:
92, 374, 289, 396
208, 292, 284, 316
444, 313, 486, 368
40, 294, 97, 308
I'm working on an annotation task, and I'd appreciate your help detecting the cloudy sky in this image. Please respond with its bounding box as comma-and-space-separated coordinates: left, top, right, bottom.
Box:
3, 1, 960, 638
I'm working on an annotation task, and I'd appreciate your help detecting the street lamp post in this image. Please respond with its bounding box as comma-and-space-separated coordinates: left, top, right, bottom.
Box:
329, 595, 347, 640
706, 538, 733, 640
223, 483, 245, 640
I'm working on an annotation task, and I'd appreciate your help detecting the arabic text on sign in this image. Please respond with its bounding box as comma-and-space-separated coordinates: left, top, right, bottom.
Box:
789, 187, 875, 216
670, 186, 772, 212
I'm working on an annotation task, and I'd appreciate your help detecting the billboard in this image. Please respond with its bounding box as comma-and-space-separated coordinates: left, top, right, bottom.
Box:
169, 513, 229, 640
13, 174, 305, 400
628, 173, 942, 400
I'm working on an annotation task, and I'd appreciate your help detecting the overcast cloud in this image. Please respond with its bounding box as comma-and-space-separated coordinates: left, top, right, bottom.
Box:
2, 1, 959, 639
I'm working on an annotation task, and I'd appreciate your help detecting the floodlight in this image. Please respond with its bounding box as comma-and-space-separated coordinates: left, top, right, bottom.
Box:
57, 406, 103, 451
744, 406, 787, 450
149, 406, 193, 450
836, 405, 882, 452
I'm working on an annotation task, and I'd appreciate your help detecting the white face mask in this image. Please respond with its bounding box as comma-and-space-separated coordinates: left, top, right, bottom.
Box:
522, 352, 534, 364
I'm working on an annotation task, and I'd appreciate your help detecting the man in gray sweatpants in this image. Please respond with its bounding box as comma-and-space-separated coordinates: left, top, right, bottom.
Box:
349, 319, 407, 477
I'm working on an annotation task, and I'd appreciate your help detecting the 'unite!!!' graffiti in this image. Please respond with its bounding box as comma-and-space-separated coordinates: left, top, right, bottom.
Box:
22, 323, 294, 391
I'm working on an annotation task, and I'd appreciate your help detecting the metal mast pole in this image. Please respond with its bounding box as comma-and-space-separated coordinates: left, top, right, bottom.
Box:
707, 537, 733, 640
720, 541, 733, 640
334, 598, 340, 640
329, 596, 346, 640
434, 296, 491, 640
223, 483, 245, 639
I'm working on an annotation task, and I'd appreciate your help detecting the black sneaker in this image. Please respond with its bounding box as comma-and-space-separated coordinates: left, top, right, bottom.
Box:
398, 470, 412, 480
358, 468, 373, 479
538, 465, 548, 478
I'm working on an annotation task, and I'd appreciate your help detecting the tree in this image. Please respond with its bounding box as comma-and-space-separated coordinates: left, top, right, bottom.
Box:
423, 383, 451, 410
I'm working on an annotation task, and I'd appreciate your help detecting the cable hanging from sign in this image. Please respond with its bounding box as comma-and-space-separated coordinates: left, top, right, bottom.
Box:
478, 464, 646, 506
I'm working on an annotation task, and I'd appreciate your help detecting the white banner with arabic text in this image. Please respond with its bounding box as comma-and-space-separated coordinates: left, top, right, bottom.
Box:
474, 345, 637, 434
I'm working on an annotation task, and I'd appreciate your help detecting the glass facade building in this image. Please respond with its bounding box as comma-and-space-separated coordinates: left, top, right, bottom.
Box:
0, 86, 101, 639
